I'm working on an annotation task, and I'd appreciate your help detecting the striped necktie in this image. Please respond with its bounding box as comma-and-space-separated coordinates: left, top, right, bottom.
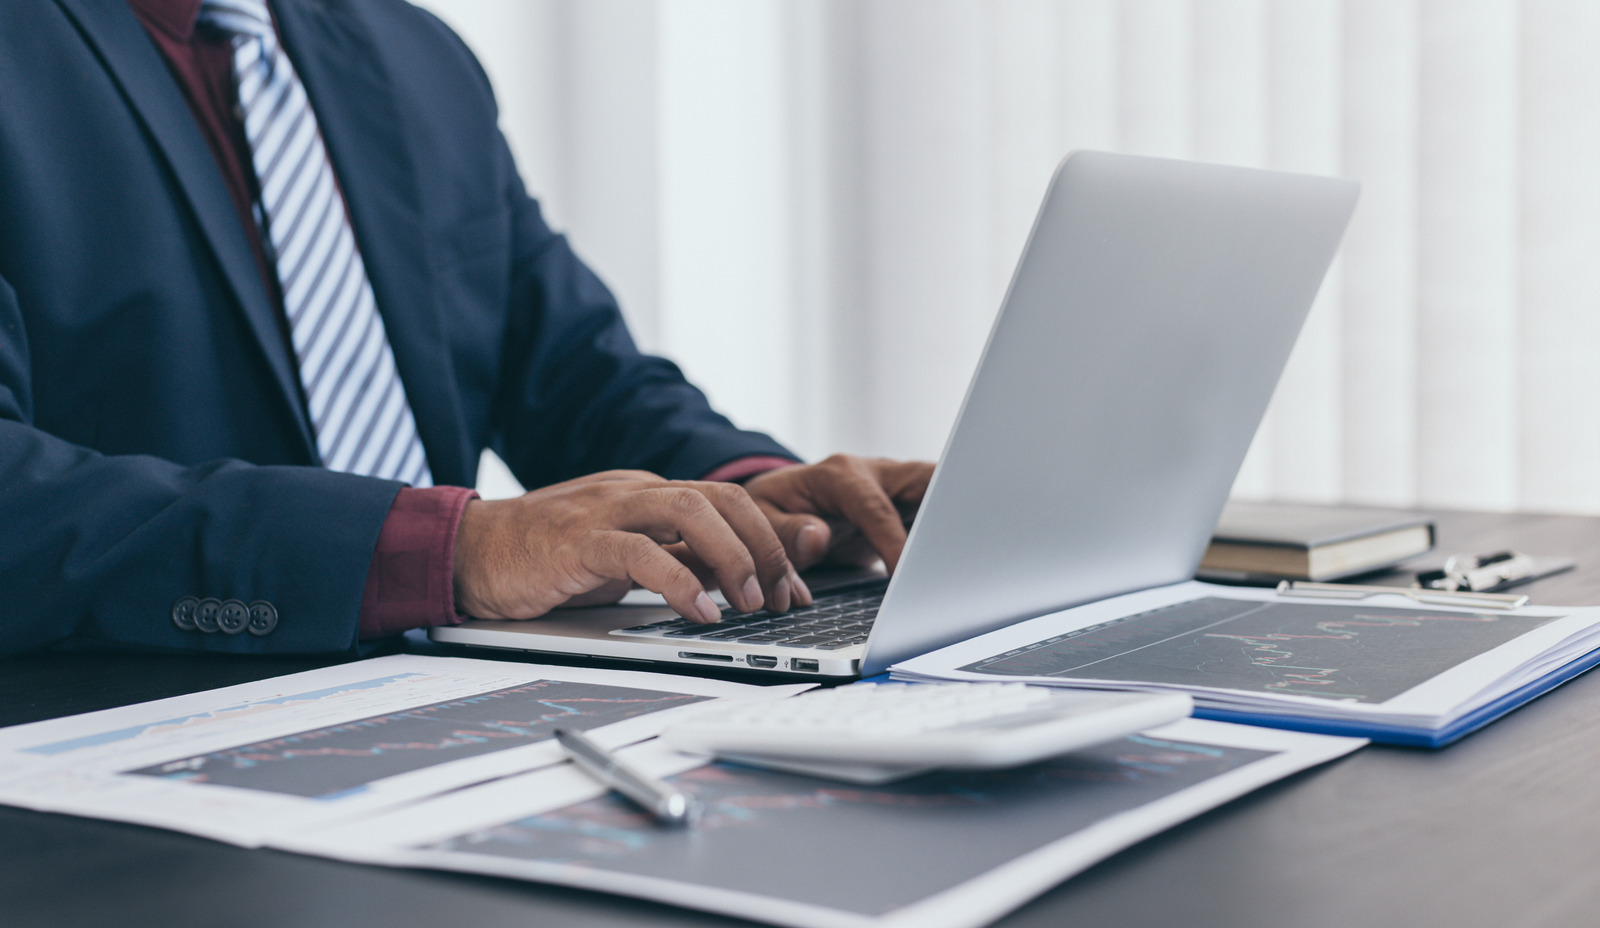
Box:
199, 0, 432, 487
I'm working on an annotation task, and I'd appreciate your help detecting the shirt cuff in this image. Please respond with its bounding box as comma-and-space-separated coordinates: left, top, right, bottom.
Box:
701, 455, 800, 483
357, 485, 478, 640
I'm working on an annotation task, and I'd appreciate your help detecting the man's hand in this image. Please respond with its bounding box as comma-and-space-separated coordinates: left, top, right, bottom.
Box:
452, 471, 800, 624
741, 455, 935, 573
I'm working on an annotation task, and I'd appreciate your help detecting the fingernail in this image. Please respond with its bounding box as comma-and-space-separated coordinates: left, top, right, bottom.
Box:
741, 576, 762, 613
772, 576, 792, 613
694, 591, 722, 624
798, 524, 824, 562
789, 568, 813, 606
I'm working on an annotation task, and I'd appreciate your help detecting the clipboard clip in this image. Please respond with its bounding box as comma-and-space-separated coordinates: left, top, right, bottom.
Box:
1275, 580, 1529, 611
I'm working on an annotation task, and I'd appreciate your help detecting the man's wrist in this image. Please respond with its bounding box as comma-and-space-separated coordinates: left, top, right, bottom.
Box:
357, 485, 478, 639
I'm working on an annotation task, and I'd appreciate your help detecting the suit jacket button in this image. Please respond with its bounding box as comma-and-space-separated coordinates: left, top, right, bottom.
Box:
194, 598, 222, 633
218, 599, 250, 635
246, 601, 278, 636
171, 597, 199, 632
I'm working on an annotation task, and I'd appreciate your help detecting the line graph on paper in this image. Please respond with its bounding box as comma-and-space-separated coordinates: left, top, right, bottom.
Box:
427, 735, 1271, 917
21, 673, 439, 758
125, 681, 707, 799
960, 597, 1561, 702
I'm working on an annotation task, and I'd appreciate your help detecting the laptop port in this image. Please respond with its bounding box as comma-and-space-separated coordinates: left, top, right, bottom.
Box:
746, 655, 778, 668
677, 651, 734, 662
789, 658, 820, 672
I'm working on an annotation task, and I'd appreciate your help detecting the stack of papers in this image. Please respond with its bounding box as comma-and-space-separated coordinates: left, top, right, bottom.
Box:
0, 652, 1365, 928
282, 721, 1361, 928
893, 581, 1600, 746
0, 655, 808, 846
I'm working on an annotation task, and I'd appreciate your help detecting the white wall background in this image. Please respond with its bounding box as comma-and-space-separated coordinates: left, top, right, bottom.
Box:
416, 0, 1600, 514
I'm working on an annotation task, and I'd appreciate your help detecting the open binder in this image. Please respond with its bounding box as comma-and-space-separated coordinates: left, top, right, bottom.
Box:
893, 581, 1600, 747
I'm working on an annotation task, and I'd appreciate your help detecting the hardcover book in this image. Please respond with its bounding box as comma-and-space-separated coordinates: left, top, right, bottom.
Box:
1199, 502, 1434, 583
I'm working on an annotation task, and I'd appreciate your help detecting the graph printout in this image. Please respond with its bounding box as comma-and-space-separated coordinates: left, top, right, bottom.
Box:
125, 679, 705, 799
959, 597, 1560, 703
893, 581, 1600, 742
437, 736, 1266, 913
291, 720, 1365, 928
0, 655, 808, 846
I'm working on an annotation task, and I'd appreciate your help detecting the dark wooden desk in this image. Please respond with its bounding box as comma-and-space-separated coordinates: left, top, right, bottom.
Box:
6, 508, 1600, 928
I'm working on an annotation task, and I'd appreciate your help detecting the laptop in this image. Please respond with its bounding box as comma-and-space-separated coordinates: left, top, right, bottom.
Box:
432, 150, 1359, 679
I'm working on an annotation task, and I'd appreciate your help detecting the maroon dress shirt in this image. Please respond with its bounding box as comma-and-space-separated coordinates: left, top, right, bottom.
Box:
126, 0, 792, 638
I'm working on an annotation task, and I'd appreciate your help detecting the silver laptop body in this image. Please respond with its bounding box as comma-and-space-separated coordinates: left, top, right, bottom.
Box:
431, 151, 1359, 679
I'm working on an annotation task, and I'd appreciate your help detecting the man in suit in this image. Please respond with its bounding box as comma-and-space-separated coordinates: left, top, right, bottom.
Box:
0, 0, 932, 655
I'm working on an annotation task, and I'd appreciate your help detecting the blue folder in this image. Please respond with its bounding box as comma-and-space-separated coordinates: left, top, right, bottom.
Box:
881, 643, 1600, 748
1189, 644, 1600, 748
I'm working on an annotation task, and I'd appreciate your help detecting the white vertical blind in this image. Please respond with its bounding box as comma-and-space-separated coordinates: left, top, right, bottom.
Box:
420, 0, 1600, 515
1340, 0, 1419, 507
1192, 1, 1271, 496
1416, 0, 1520, 510
1518, 0, 1600, 512
858, 2, 997, 460
1265, 1, 1343, 501
657, 0, 797, 442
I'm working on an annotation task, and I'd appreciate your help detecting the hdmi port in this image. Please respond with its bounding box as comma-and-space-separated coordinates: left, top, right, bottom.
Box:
678, 651, 734, 662
746, 655, 778, 668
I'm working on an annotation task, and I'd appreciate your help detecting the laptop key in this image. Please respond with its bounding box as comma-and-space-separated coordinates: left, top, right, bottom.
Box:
663, 626, 724, 638
776, 636, 834, 648
702, 627, 766, 641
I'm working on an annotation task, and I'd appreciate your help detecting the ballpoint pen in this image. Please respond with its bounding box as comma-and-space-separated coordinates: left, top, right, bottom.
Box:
553, 728, 698, 827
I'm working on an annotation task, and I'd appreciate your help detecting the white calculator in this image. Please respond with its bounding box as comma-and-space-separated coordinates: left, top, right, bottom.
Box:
660, 683, 1193, 784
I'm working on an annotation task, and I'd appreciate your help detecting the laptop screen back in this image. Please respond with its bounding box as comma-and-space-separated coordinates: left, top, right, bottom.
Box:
862, 151, 1359, 674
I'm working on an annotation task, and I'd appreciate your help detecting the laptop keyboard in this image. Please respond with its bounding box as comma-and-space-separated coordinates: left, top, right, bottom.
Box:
609, 582, 887, 651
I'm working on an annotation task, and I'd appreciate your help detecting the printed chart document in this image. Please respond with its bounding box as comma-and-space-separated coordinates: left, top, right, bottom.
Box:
893, 581, 1600, 746
0, 654, 809, 846
285, 719, 1363, 928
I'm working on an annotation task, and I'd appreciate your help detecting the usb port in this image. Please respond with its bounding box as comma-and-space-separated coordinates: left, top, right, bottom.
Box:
678, 651, 734, 662
746, 655, 778, 668
789, 658, 819, 672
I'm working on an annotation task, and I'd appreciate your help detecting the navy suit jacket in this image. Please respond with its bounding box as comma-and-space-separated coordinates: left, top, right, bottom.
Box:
0, 0, 792, 655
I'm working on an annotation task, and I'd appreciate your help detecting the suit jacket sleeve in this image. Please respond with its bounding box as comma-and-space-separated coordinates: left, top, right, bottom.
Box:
0, 274, 396, 657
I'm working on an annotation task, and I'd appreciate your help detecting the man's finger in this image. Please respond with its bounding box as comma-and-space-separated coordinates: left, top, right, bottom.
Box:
877, 459, 935, 506
817, 464, 913, 572
683, 481, 795, 614
614, 487, 767, 614
583, 531, 722, 624
762, 507, 833, 570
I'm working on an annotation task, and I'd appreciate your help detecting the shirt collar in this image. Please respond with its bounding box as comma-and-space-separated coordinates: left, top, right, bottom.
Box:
125, 0, 205, 42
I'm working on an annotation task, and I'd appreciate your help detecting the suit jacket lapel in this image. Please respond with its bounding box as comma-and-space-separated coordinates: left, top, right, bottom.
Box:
272, 0, 463, 486
54, 0, 318, 458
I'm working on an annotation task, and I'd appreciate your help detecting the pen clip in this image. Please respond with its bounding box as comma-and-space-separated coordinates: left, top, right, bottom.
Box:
1275, 580, 1529, 610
